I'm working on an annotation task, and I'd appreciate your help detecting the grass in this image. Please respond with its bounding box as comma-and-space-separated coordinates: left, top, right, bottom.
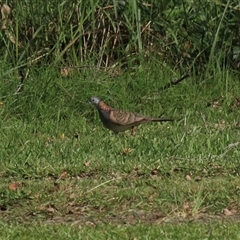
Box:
1, 222, 240, 240
1, 0, 239, 71
1, 1, 240, 238
0, 61, 240, 238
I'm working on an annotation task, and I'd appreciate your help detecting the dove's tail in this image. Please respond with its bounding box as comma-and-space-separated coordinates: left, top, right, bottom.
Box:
151, 118, 173, 122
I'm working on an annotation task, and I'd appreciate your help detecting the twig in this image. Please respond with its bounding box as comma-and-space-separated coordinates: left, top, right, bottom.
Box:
141, 73, 190, 100
161, 73, 190, 90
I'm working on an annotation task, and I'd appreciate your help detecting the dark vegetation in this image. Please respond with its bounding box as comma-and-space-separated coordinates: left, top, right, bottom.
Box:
1, 0, 240, 73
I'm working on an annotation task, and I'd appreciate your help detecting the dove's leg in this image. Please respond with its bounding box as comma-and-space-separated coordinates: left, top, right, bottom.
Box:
131, 126, 136, 135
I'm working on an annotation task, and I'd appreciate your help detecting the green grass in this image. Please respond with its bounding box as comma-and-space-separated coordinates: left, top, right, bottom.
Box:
1, 1, 240, 238
1, 222, 240, 240
0, 63, 240, 238
1, 0, 239, 71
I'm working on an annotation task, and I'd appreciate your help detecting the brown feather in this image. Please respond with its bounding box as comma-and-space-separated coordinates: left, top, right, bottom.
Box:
98, 101, 113, 111
90, 96, 173, 133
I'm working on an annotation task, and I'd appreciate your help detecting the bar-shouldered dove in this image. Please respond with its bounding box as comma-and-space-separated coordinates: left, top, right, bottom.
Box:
89, 96, 173, 134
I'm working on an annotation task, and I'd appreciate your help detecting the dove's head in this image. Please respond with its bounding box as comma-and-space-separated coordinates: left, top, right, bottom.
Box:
89, 96, 101, 107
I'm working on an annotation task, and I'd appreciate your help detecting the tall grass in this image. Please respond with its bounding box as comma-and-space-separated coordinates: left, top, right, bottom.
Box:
0, 0, 239, 72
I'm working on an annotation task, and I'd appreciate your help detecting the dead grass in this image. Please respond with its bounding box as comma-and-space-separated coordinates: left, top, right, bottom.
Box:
1, 167, 240, 226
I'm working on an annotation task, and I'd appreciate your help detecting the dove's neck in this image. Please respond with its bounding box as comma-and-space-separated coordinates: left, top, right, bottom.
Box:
98, 101, 112, 111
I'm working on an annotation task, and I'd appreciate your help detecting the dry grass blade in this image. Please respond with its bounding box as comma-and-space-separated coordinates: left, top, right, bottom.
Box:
1, 3, 21, 46
86, 179, 117, 193
1, 3, 11, 30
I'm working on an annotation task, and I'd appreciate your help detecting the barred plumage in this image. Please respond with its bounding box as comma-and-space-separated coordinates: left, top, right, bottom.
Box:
89, 96, 173, 133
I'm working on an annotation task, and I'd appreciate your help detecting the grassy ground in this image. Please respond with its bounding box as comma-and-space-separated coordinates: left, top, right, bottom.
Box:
0, 62, 240, 239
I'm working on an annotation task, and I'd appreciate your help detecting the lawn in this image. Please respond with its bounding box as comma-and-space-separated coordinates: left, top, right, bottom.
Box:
0, 64, 240, 239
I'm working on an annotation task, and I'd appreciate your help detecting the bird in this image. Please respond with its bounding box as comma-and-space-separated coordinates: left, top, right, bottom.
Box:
89, 96, 173, 134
